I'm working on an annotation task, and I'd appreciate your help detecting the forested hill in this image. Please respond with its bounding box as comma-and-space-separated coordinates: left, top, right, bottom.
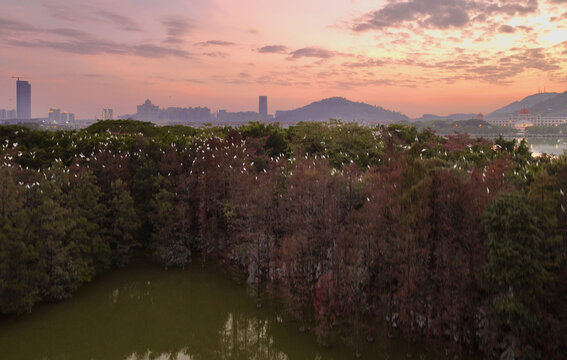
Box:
412, 113, 478, 122
487, 92, 559, 117
275, 97, 408, 124
528, 91, 567, 117
1, 120, 566, 359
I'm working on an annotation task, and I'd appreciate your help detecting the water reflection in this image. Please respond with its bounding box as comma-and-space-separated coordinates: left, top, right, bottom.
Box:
125, 349, 193, 360
218, 313, 288, 360
520, 137, 567, 156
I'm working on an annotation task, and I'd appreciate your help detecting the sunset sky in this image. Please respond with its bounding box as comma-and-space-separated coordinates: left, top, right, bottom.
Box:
1, 0, 567, 119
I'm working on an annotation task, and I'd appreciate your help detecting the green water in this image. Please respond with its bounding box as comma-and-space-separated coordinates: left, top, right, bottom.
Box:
0, 262, 441, 360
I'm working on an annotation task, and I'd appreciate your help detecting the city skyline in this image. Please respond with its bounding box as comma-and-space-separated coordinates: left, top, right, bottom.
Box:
1, 0, 567, 119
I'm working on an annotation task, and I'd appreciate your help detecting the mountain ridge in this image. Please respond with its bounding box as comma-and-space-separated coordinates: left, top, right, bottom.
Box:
487, 92, 559, 117
274, 97, 409, 124
528, 91, 567, 117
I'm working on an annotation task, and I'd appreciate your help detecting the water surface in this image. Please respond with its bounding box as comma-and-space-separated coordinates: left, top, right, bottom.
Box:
0, 261, 444, 360
522, 137, 567, 156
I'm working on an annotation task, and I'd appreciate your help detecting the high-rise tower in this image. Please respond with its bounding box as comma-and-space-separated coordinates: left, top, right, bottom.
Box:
16, 80, 31, 119
102, 108, 113, 120
259, 96, 267, 119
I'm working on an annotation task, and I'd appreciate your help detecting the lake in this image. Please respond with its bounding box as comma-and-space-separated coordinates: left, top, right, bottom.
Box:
523, 137, 567, 156
0, 261, 447, 360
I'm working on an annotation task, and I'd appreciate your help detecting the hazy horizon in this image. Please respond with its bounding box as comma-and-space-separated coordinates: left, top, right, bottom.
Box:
1, 0, 566, 119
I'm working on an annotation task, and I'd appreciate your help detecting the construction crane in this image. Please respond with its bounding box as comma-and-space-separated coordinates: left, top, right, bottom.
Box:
12, 76, 30, 81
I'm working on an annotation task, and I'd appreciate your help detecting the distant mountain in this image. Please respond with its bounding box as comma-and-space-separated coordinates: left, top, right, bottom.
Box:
274, 97, 408, 124
529, 91, 567, 117
412, 113, 478, 122
487, 92, 559, 117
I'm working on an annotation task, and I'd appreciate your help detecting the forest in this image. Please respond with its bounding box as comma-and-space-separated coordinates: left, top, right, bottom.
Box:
0, 119, 566, 359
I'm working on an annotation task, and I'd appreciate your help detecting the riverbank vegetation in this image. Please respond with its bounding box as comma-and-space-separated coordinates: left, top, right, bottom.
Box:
525, 123, 567, 136
414, 118, 518, 136
1, 120, 566, 359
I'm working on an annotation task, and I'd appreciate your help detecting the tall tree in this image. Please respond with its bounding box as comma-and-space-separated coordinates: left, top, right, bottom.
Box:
0, 167, 41, 314
483, 193, 544, 358
107, 179, 140, 266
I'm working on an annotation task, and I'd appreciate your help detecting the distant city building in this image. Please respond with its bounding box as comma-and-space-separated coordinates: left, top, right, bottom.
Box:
47, 108, 74, 122
136, 99, 159, 122
131, 100, 211, 123
259, 96, 267, 119
16, 80, 31, 119
0, 109, 15, 120
476, 113, 484, 120
130, 97, 272, 124
161, 106, 211, 123
216, 110, 227, 122
488, 107, 567, 128
217, 110, 262, 124
48, 107, 61, 122
102, 108, 113, 120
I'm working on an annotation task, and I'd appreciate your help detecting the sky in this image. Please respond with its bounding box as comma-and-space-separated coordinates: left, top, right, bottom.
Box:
1, 0, 567, 119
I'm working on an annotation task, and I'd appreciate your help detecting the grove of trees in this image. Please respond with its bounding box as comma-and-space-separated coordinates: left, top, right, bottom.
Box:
0, 120, 566, 359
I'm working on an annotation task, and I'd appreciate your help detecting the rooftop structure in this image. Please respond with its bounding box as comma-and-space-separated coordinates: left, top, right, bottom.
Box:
136, 99, 159, 122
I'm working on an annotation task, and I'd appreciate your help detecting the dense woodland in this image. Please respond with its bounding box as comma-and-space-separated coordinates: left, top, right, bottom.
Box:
414, 118, 518, 135
0, 120, 566, 359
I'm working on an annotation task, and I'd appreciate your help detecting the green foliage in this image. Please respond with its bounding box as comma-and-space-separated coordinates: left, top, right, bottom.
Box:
494, 135, 516, 153
526, 162, 567, 356
130, 149, 159, 216
387, 123, 419, 144
85, 119, 160, 137
107, 180, 141, 266
265, 131, 290, 157
66, 169, 111, 278
0, 143, 142, 313
151, 189, 191, 268
525, 123, 567, 135
0, 229, 41, 314
239, 121, 290, 157
238, 121, 276, 138
1, 120, 566, 358
32, 183, 83, 301
483, 193, 544, 338
289, 120, 383, 168
0, 167, 41, 314
416, 118, 518, 135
